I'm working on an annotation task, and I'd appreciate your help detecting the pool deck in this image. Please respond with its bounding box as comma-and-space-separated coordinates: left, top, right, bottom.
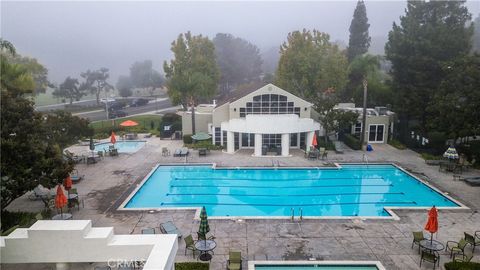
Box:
4, 137, 480, 270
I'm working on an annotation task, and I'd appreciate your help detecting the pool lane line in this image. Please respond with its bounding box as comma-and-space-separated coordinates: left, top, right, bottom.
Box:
172, 177, 386, 181
170, 184, 394, 188
165, 192, 405, 197
159, 201, 417, 207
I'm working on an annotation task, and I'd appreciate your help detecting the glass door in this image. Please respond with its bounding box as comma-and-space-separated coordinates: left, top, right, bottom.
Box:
368, 124, 385, 143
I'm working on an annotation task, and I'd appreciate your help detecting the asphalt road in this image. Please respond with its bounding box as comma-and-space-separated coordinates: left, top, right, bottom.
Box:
74, 98, 174, 121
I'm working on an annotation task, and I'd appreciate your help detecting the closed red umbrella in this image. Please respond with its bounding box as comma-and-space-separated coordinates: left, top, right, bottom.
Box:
63, 176, 72, 191
110, 131, 116, 144
424, 206, 438, 243
312, 134, 318, 147
55, 185, 68, 217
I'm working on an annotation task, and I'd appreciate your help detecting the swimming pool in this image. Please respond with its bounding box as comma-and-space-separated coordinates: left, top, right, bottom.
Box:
250, 261, 385, 270
94, 140, 146, 153
254, 265, 378, 270
123, 164, 460, 217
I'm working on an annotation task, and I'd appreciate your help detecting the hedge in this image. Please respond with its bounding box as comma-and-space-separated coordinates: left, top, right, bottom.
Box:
343, 134, 362, 150
444, 262, 480, 270
175, 262, 209, 270
183, 134, 193, 144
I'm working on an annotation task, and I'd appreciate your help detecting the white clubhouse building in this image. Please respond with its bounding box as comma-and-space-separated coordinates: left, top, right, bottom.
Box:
181, 83, 394, 156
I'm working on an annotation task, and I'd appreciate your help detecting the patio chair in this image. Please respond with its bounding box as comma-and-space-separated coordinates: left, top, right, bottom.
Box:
144, 133, 153, 138
461, 176, 480, 186
227, 251, 242, 270
446, 238, 468, 258
197, 231, 216, 241
162, 147, 170, 156
453, 252, 474, 263
411, 231, 427, 253
173, 148, 181, 157
70, 169, 85, 183
199, 148, 207, 156
420, 250, 440, 269
159, 221, 182, 238
184, 235, 197, 258
68, 188, 80, 210
109, 148, 119, 156
334, 141, 344, 154
464, 232, 480, 252
141, 228, 155, 234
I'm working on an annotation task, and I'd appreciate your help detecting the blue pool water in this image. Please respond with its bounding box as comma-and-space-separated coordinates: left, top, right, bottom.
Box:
125, 164, 458, 217
94, 140, 146, 153
255, 265, 378, 270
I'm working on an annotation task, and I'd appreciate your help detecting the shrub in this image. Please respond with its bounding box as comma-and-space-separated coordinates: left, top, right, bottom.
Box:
1, 211, 38, 232
427, 131, 447, 155
175, 262, 209, 270
185, 140, 223, 150
317, 136, 336, 151
343, 134, 361, 150
420, 153, 443, 160
183, 134, 193, 144
444, 262, 480, 270
388, 139, 407, 150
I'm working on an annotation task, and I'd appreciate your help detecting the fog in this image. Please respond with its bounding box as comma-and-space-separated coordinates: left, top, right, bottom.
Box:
2, 1, 479, 84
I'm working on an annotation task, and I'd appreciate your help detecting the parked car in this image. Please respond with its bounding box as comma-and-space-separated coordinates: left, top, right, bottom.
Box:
130, 98, 149, 107
108, 110, 127, 119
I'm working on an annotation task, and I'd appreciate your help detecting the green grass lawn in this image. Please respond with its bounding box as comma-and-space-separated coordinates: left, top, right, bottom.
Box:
175, 262, 209, 270
90, 114, 163, 138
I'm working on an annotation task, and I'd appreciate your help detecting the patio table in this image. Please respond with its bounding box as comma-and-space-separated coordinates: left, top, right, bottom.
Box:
195, 240, 216, 261
420, 239, 444, 253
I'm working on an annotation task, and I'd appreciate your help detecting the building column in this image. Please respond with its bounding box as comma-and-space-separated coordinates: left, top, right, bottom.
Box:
306, 131, 315, 151
254, 133, 262, 156
226, 131, 234, 154
281, 133, 290, 156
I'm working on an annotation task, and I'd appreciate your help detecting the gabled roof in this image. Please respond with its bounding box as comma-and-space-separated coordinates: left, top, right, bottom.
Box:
216, 82, 268, 107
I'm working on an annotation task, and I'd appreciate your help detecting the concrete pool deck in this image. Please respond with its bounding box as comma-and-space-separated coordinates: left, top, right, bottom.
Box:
4, 137, 480, 270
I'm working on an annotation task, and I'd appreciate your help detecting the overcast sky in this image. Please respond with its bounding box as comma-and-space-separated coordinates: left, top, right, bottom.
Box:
2, 1, 479, 84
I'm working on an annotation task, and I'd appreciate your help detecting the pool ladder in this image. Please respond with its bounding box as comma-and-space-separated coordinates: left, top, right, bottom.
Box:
290, 208, 303, 222
363, 153, 369, 168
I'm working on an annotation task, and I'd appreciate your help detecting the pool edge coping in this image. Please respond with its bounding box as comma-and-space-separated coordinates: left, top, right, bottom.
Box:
248, 260, 386, 270
117, 162, 469, 221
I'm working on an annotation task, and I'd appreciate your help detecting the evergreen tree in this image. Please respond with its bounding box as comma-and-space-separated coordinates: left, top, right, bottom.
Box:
385, 0, 473, 137
347, 0, 371, 62
473, 14, 480, 53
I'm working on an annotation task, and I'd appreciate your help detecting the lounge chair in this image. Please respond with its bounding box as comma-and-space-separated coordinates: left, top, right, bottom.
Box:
464, 232, 480, 252
446, 238, 468, 258
141, 228, 155, 234
184, 235, 197, 258
109, 148, 119, 156
180, 147, 189, 157
64, 150, 83, 164
461, 176, 480, 186
227, 251, 242, 270
420, 250, 440, 269
144, 133, 152, 138
411, 231, 427, 253
28, 185, 54, 201
159, 221, 182, 238
173, 149, 182, 157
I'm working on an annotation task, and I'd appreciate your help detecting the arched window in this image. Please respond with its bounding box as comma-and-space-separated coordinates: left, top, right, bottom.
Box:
239, 94, 300, 117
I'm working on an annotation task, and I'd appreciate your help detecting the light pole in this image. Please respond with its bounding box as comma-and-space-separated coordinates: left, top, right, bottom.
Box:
361, 79, 368, 154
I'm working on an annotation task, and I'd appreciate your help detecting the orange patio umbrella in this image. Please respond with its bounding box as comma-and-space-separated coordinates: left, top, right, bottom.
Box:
312, 134, 318, 147
424, 206, 438, 243
63, 176, 73, 191
55, 185, 68, 218
119, 120, 139, 127
110, 131, 117, 144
